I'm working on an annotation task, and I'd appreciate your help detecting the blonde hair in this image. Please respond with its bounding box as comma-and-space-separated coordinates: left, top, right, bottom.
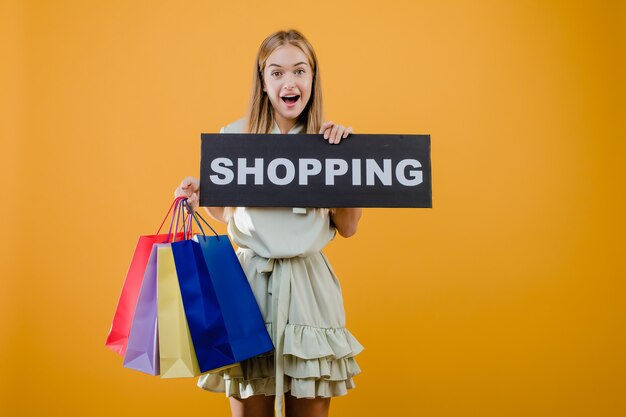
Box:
245, 29, 323, 134
223, 31, 323, 221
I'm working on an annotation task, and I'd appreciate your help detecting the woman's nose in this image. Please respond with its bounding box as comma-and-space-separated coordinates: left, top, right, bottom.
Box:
283, 75, 296, 89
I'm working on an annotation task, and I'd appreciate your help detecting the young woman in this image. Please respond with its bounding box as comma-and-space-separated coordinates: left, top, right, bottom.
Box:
176, 29, 362, 417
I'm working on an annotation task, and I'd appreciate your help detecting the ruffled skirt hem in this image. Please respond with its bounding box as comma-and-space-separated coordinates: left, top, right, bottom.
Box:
198, 374, 359, 399
197, 323, 363, 399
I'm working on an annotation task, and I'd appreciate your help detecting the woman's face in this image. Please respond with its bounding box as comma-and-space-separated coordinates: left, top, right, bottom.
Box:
262, 44, 313, 127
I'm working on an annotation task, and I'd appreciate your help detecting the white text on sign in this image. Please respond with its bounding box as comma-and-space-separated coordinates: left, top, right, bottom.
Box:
208, 158, 423, 186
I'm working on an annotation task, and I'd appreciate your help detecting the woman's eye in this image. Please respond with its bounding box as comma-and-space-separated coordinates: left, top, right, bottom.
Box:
296, 69, 305, 75
271, 71, 282, 78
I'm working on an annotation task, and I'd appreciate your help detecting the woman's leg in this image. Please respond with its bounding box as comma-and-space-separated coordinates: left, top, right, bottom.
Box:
229, 395, 275, 417
285, 394, 331, 417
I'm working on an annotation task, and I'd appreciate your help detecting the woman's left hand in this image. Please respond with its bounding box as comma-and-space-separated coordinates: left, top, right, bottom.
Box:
319, 121, 353, 144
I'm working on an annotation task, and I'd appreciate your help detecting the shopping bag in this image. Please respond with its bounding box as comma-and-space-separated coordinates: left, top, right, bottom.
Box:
106, 197, 185, 356
192, 213, 274, 362
122, 245, 160, 375
156, 243, 201, 378
171, 238, 238, 373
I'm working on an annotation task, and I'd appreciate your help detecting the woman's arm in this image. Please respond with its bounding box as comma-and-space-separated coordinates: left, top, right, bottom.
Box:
203, 206, 227, 224
330, 208, 362, 238
321, 122, 360, 236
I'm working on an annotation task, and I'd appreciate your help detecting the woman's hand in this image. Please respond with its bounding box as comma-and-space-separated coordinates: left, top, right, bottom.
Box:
175, 176, 227, 224
174, 176, 200, 211
319, 121, 353, 144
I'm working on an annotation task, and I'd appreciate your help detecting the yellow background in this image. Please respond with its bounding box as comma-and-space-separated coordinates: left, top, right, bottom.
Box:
2, 0, 624, 416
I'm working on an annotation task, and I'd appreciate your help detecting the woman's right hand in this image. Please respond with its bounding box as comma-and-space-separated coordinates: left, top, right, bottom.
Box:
174, 176, 200, 211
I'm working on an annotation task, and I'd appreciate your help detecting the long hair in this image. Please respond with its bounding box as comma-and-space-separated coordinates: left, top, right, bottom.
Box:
222, 31, 324, 221
245, 30, 323, 134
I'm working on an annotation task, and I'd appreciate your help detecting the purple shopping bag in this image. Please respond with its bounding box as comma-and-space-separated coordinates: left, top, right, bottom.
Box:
123, 245, 160, 375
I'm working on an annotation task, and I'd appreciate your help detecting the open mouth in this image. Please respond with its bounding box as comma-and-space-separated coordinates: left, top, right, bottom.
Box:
281, 95, 300, 104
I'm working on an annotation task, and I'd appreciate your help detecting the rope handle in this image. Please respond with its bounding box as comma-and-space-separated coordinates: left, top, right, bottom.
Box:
181, 200, 220, 241
155, 196, 187, 236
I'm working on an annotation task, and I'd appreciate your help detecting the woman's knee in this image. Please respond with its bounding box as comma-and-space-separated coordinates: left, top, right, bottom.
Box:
285, 394, 331, 417
229, 395, 275, 417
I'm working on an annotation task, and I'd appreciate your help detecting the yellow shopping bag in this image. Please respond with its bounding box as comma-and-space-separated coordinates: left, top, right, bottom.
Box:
156, 244, 200, 378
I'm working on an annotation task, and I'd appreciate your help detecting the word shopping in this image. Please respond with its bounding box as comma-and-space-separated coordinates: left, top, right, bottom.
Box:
207, 157, 424, 187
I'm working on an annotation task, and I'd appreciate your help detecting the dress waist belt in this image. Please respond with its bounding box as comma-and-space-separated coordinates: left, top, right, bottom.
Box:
238, 248, 302, 417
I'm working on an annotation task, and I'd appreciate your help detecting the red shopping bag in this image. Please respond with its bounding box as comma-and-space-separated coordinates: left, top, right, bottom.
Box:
106, 197, 187, 356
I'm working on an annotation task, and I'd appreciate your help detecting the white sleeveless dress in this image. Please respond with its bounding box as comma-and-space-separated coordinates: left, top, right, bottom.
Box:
197, 119, 363, 403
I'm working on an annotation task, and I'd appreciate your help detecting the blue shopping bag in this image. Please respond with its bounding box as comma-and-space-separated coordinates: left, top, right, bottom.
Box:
171, 237, 238, 373
186, 207, 274, 362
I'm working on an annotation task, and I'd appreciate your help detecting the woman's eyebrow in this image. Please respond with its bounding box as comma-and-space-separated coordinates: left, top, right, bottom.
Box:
267, 62, 309, 68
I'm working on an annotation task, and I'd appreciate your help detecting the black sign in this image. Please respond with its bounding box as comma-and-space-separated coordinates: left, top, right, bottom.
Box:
200, 134, 432, 208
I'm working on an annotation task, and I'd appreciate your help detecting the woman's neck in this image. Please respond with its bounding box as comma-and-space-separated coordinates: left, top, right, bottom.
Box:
274, 114, 298, 134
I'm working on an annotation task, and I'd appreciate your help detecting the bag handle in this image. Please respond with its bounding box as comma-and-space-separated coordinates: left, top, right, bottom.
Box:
158, 196, 189, 243
181, 199, 220, 241
172, 197, 196, 242
180, 200, 195, 240
152, 197, 217, 243
156, 196, 187, 236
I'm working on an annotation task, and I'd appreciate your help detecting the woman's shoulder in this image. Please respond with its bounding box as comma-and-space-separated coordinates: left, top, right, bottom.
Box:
220, 118, 246, 134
